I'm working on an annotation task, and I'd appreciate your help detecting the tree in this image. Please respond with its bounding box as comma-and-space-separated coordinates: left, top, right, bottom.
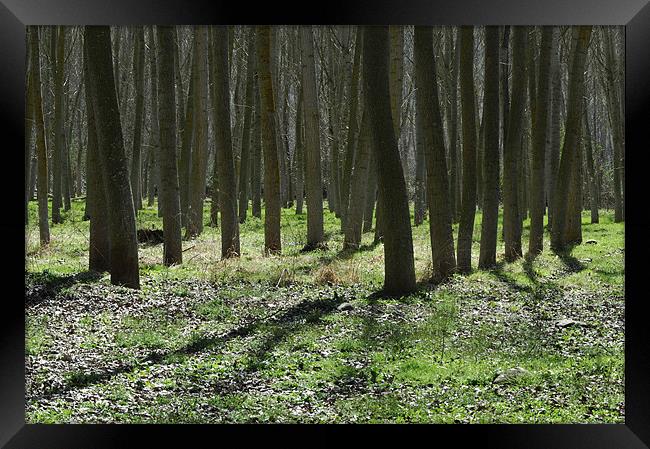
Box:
52, 26, 65, 224
456, 26, 478, 273
294, 86, 305, 214
186, 26, 209, 238
414, 26, 457, 281
85, 25, 140, 288
211, 26, 241, 258
503, 27, 527, 262
362, 26, 416, 295
130, 27, 145, 212
528, 27, 554, 256
343, 109, 371, 250
256, 26, 282, 254
583, 98, 599, 224
551, 26, 592, 251
29, 27, 50, 245
156, 25, 183, 265
299, 26, 325, 250
179, 35, 195, 228
238, 29, 256, 224
478, 26, 500, 269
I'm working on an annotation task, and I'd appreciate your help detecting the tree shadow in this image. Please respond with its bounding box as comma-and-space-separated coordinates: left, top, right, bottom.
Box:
35, 294, 344, 401
25, 270, 103, 308
554, 247, 586, 273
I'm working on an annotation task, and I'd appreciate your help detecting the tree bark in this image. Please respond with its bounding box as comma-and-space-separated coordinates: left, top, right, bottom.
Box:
85, 26, 140, 288
362, 26, 416, 295
457, 27, 478, 273
238, 29, 256, 224
478, 26, 500, 269
256, 26, 282, 254
528, 27, 554, 255
211, 26, 241, 258
156, 25, 183, 265
414, 26, 457, 281
130, 28, 145, 212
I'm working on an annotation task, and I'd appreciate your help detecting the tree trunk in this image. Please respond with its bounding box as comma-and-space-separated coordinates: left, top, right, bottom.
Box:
211, 26, 241, 258
294, 86, 305, 214
29, 27, 50, 245
256, 26, 282, 254
299, 26, 325, 250
456, 27, 478, 273
414, 26, 457, 281
52, 26, 64, 224
478, 26, 500, 269
179, 35, 195, 228
156, 25, 183, 265
186, 26, 209, 238
238, 29, 256, 224
528, 26, 554, 255
362, 26, 416, 295
546, 27, 561, 228
583, 99, 599, 224
503, 27, 527, 262
251, 74, 262, 219
551, 26, 592, 251
130, 27, 145, 212
343, 109, 371, 250
85, 26, 140, 289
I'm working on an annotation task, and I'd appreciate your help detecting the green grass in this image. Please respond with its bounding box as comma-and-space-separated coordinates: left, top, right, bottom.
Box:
25, 199, 624, 423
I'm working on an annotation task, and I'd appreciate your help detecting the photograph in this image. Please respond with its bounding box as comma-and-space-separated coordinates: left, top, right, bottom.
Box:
23, 24, 626, 424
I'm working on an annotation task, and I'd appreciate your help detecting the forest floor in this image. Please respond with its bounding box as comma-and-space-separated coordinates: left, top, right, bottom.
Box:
25, 200, 624, 423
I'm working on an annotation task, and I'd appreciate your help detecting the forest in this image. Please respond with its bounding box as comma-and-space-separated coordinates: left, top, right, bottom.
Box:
25, 25, 625, 423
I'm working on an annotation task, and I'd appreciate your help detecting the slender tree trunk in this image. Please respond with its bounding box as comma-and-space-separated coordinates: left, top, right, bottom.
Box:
211, 26, 241, 258
85, 26, 139, 289
130, 28, 145, 212
339, 32, 362, 228
186, 26, 209, 238
294, 86, 305, 214
414, 26, 457, 281
179, 36, 195, 228
457, 26, 478, 273
503, 27, 527, 262
156, 25, 183, 265
547, 28, 561, 228
362, 26, 416, 295
583, 99, 599, 224
551, 26, 592, 251
251, 75, 262, 219
256, 26, 282, 254
528, 27, 554, 255
29, 27, 50, 245
343, 109, 371, 250
300, 26, 325, 250
238, 29, 256, 224
414, 99, 426, 226
478, 26, 500, 269
52, 26, 64, 224
363, 152, 377, 233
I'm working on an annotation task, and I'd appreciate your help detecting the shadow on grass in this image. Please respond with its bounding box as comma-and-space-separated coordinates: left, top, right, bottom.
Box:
25, 270, 103, 308
36, 294, 345, 401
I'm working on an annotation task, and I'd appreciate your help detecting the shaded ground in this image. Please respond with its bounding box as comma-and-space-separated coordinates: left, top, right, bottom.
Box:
25, 201, 624, 423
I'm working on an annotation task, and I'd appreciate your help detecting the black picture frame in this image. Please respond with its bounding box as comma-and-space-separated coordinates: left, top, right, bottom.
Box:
2, 0, 649, 447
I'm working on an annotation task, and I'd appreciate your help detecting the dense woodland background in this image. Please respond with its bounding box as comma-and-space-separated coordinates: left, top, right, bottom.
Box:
24, 25, 626, 424
24, 25, 624, 294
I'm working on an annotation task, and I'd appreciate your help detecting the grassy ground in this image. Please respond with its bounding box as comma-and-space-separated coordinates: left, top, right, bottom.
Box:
25, 199, 624, 423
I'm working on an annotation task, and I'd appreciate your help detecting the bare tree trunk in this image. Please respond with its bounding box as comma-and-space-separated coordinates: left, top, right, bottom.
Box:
414, 26, 457, 281
478, 26, 500, 269
362, 26, 416, 295
52, 26, 64, 224
238, 29, 256, 224
363, 152, 376, 233
294, 86, 305, 214
503, 27, 527, 262
256, 26, 282, 254
343, 109, 371, 250
156, 25, 183, 265
186, 26, 210, 238
299, 26, 325, 250
251, 75, 262, 219
551, 26, 592, 251
546, 28, 561, 228
457, 26, 478, 273
85, 26, 140, 289
583, 99, 599, 224
29, 27, 50, 245
211, 26, 241, 258
130, 27, 145, 212
528, 27, 554, 255
179, 35, 195, 228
